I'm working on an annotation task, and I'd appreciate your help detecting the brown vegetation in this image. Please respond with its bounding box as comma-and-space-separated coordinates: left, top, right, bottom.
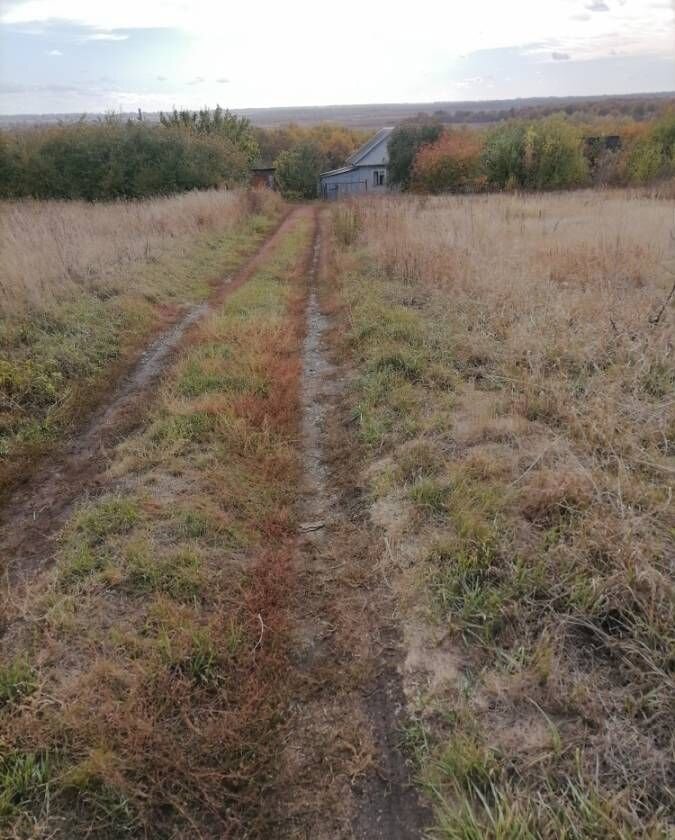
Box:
1, 189, 272, 315
0, 189, 283, 493
0, 210, 313, 837
329, 190, 674, 836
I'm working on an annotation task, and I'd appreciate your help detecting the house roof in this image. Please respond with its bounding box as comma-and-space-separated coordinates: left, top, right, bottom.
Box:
319, 165, 355, 178
345, 127, 394, 165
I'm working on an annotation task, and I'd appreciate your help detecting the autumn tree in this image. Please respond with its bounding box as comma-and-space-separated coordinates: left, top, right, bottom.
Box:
387, 121, 443, 189
410, 129, 485, 193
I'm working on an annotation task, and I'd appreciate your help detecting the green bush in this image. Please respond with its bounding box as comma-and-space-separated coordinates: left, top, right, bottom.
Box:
483, 122, 528, 189
0, 122, 250, 200
624, 139, 665, 183
484, 116, 587, 190
274, 141, 326, 199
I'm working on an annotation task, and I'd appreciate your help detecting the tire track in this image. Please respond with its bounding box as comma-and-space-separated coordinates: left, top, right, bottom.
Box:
0, 207, 302, 588
288, 208, 429, 839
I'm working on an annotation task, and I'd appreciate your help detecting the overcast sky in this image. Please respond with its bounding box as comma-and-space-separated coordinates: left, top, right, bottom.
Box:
0, 0, 673, 114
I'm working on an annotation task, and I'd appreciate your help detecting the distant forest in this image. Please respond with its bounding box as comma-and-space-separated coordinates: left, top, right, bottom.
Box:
1, 91, 673, 130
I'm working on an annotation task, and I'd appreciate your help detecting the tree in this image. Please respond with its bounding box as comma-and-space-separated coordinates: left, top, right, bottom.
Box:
274, 141, 326, 199
410, 129, 485, 193
387, 121, 443, 189
483, 122, 528, 188
159, 106, 259, 166
522, 116, 588, 189
484, 116, 587, 190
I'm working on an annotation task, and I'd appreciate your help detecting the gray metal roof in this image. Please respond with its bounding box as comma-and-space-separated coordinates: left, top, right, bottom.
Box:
319, 165, 355, 178
345, 127, 393, 165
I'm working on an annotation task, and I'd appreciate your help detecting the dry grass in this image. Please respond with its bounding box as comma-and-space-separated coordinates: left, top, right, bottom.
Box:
0, 213, 312, 837
0, 189, 283, 490
0, 189, 281, 316
331, 190, 674, 837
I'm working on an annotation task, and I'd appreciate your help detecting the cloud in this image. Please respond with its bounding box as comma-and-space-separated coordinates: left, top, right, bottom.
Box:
551, 50, 571, 59
85, 31, 128, 41
187, 76, 205, 85
586, 1, 610, 10
0, 81, 85, 94
454, 75, 496, 89
570, 12, 591, 20
156, 75, 167, 81
46, 48, 62, 55
215, 77, 229, 83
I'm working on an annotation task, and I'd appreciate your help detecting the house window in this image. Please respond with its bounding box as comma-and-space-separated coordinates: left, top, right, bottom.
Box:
373, 170, 385, 186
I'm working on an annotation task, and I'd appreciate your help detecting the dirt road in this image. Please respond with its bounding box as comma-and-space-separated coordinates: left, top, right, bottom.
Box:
0, 204, 428, 838
277, 209, 429, 838
0, 207, 299, 587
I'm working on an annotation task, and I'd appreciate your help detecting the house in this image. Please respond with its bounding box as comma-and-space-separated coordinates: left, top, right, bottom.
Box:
319, 127, 393, 200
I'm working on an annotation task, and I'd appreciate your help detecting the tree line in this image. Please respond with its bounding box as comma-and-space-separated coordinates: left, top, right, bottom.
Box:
0, 109, 370, 201
1, 106, 672, 201
0, 109, 257, 200
390, 110, 675, 194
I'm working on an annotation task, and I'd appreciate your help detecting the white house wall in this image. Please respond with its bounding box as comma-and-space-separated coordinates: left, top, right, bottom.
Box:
319, 165, 388, 199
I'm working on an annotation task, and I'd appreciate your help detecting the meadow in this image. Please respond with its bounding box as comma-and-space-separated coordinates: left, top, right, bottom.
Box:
0, 182, 672, 838
331, 189, 674, 836
0, 188, 282, 492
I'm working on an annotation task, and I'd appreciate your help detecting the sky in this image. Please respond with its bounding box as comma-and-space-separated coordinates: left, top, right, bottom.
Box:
0, 0, 673, 114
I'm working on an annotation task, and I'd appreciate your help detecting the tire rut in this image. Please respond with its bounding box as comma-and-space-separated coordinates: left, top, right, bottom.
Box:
0, 207, 301, 588
289, 208, 429, 839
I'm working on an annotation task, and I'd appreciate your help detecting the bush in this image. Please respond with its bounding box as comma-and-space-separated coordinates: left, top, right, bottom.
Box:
411, 129, 485, 193
159, 106, 259, 166
651, 109, 675, 162
274, 141, 326, 199
484, 116, 587, 190
483, 121, 528, 189
0, 122, 250, 200
623, 139, 666, 184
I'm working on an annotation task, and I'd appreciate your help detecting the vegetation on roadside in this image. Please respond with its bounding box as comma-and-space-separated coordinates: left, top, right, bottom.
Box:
0, 214, 312, 837
330, 193, 674, 837
0, 188, 283, 493
400, 109, 675, 193
269, 124, 372, 199
0, 113, 256, 200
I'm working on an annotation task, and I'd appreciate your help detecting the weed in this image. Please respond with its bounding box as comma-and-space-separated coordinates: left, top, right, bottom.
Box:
74, 497, 140, 544
0, 752, 51, 819
0, 660, 36, 707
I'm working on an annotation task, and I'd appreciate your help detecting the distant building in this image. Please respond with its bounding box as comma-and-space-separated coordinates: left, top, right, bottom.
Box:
584, 134, 622, 153
319, 127, 393, 200
250, 162, 276, 189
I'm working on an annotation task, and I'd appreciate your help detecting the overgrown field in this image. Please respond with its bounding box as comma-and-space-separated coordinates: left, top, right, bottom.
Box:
331, 191, 674, 837
0, 188, 283, 492
0, 211, 312, 836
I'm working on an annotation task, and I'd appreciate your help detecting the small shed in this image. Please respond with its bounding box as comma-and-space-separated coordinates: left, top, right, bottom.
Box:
319, 127, 393, 200
251, 162, 276, 189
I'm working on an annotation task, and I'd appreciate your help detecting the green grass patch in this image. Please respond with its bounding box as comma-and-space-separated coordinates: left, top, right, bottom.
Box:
0, 660, 36, 708
0, 752, 51, 820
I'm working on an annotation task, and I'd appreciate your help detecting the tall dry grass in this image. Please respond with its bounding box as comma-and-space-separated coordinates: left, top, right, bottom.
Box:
336, 189, 674, 833
360, 191, 674, 469
0, 189, 281, 316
